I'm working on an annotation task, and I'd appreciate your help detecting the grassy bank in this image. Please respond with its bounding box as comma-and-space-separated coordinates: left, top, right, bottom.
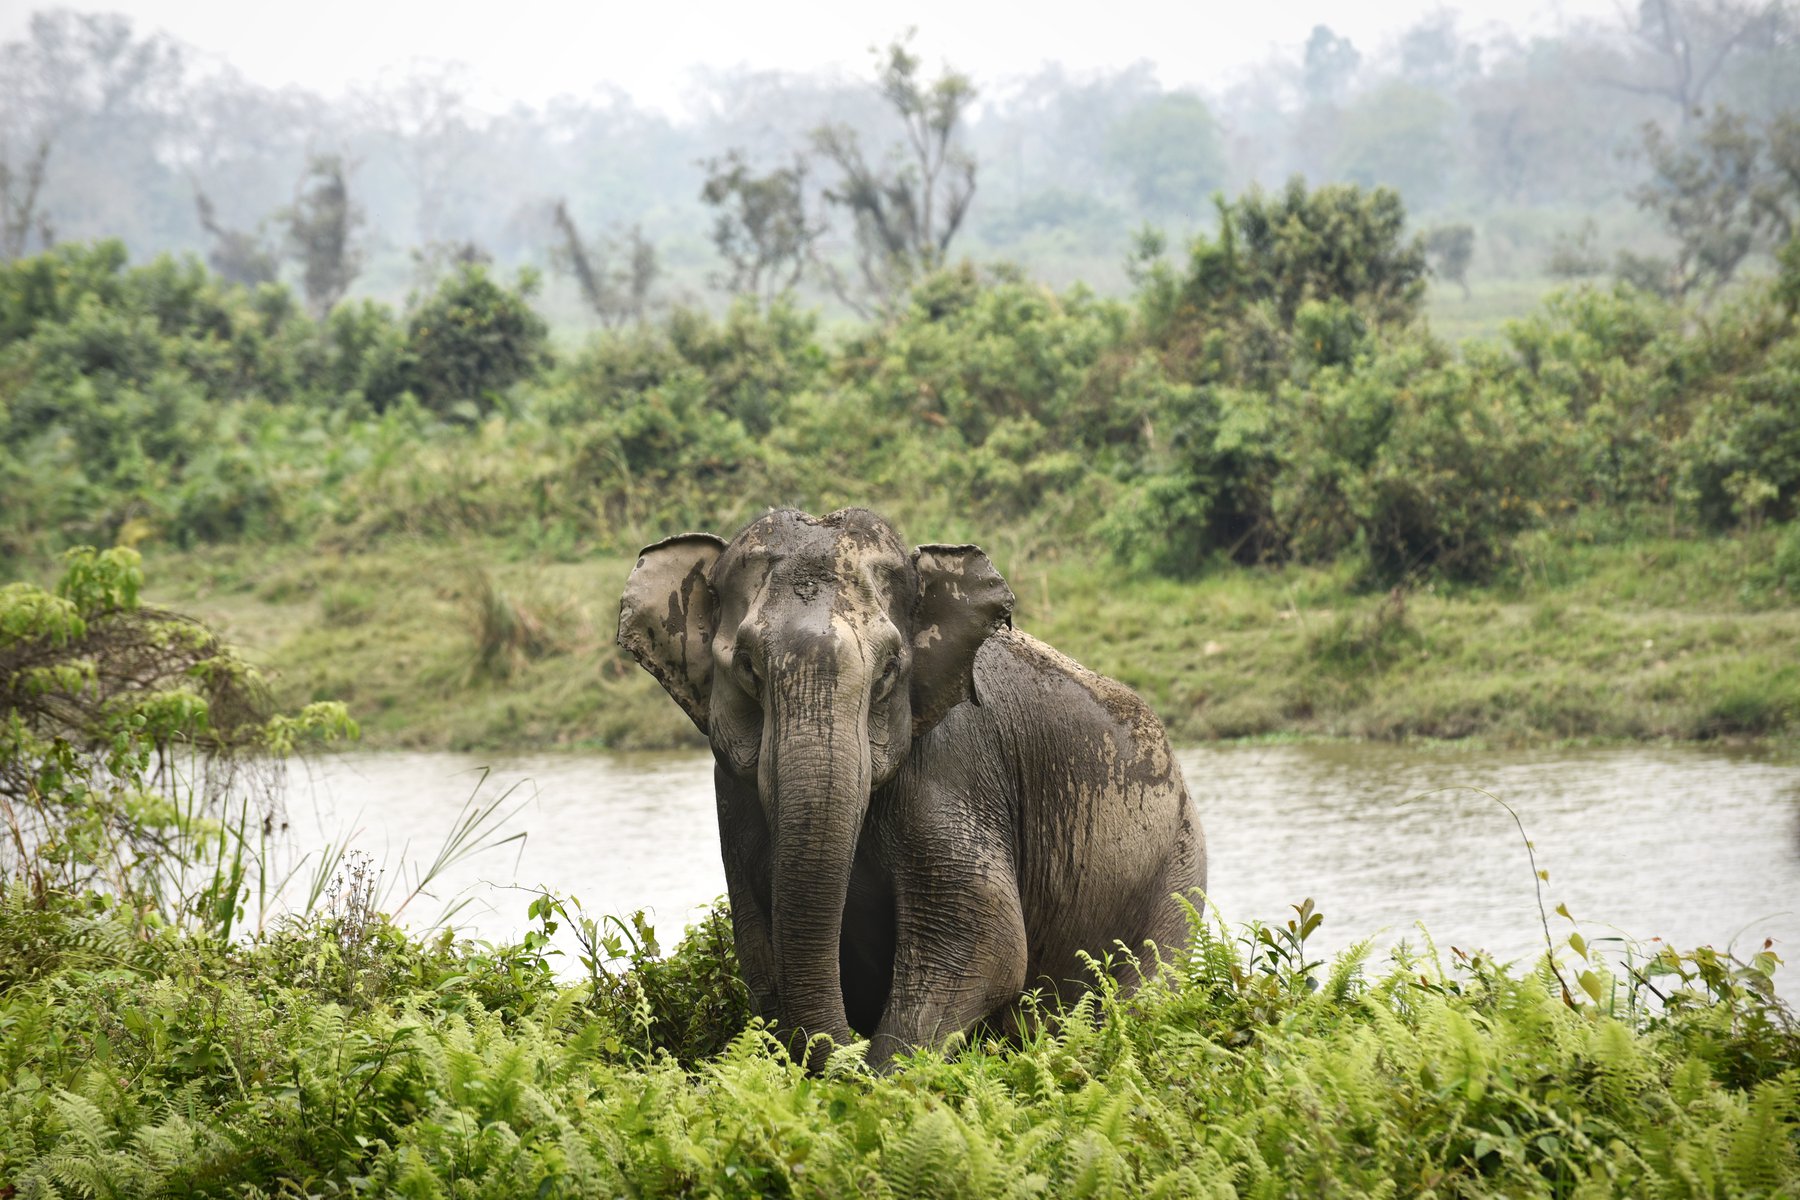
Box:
2, 888, 1796, 1198
141, 523, 1800, 752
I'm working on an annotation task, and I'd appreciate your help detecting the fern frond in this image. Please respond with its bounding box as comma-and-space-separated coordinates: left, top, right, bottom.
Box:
882, 1105, 965, 1200
1724, 1074, 1800, 1193
50, 1089, 112, 1155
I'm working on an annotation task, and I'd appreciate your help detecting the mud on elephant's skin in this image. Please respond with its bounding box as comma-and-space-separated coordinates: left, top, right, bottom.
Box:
618, 507, 1206, 1070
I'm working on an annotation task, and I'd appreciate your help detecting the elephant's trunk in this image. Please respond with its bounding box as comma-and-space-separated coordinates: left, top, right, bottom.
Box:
760, 639, 871, 1068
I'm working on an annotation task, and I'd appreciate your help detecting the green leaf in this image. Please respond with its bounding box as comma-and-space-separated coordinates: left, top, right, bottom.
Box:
1578, 970, 1604, 1004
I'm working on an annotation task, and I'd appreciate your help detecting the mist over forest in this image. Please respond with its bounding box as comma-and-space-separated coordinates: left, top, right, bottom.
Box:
5, 1, 1798, 328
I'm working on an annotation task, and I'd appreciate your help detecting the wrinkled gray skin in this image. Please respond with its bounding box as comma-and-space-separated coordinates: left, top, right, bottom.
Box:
618, 508, 1205, 1071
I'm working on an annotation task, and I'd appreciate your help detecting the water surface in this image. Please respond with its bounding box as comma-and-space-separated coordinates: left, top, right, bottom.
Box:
285, 744, 1800, 968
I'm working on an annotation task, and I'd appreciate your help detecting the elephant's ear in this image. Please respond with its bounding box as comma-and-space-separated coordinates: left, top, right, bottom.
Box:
910, 544, 1015, 737
618, 533, 727, 735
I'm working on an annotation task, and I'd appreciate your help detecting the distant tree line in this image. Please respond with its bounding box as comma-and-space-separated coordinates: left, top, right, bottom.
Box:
3, 1, 1799, 313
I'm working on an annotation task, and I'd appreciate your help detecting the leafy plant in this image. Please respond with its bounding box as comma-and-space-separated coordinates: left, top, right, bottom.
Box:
0, 862, 1795, 1198
406, 263, 550, 418
0, 545, 356, 933
523, 890, 751, 1065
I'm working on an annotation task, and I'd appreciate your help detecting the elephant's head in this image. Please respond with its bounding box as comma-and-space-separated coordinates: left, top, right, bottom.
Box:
617, 508, 1014, 1049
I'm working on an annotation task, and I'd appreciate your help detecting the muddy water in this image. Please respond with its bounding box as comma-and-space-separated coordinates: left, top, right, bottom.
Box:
283, 744, 1800, 968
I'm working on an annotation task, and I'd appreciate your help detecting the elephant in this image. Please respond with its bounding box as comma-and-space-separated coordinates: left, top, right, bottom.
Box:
617, 507, 1205, 1070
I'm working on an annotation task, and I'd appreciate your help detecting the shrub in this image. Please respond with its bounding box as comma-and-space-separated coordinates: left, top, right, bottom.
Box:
1136, 178, 1428, 358
1502, 284, 1688, 512
846, 266, 1130, 450
1282, 338, 1566, 582
0, 546, 356, 931
406, 265, 551, 417
1681, 331, 1800, 529
3, 208, 1797, 581
0, 243, 414, 559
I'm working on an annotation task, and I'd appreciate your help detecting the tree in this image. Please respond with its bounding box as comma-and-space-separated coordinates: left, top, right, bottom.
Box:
192, 182, 278, 286
1303, 25, 1361, 106
1104, 93, 1227, 215
410, 237, 491, 290
1600, 0, 1792, 125
0, 12, 186, 254
812, 31, 978, 316
1330, 84, 1456, 208
970, 62, 1159, 205
1292, 26, 1362, 181
698, 150, 823, 303
283, 154, 363, 318
1396, 11, 1478, 92
1463, 37, 1628, 205
1136, 179, 1430, 344
359, 61, 479, 246
1, 546, 354, 922
549, 200, 659, 327
1627, 107, 1798, 298
1546, 219, 1610, 278
1754, 111, 1800, 245
1423, 224, 1475, 296
0, 137, 52, 261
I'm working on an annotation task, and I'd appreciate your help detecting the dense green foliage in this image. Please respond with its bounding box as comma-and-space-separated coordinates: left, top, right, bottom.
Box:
4, 179, 1800, 750
5, 177, 1799, 592
0, 545, 354, 932
1, 884, 1795, 1197
405, 265, 551, 419
0, 245, 552, 558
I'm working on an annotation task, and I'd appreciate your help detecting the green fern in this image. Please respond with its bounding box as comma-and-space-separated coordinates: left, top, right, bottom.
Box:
1, 893, 1797, 1196
880, 1105, 968, 1200
1725, 1073, 1800, 1194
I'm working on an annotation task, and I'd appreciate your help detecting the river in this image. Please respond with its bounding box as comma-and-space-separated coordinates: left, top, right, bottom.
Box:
277, 743, 1800, 971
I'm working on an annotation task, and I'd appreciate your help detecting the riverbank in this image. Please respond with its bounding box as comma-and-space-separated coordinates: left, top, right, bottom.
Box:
144, 525, 1800, 752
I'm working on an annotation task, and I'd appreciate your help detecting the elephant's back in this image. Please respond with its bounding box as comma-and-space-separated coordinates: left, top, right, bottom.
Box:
970, 629, 1205, 986
975, 629, 1182, 794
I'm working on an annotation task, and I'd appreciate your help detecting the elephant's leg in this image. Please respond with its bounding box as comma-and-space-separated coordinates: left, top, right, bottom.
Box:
870, 845, 1027, 1072
715, 767, 778, 1024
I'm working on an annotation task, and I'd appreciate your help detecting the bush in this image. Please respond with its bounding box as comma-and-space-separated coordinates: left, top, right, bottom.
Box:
1136, 178, 1429, 358
1502, 284, 1687, 512
1282, 337, 1566, 582
1681, 330, 1800, 529
406, 265, 550, 417
0, 243, 414, 559
3, 203, 1797, 582
0, 546, 356, 931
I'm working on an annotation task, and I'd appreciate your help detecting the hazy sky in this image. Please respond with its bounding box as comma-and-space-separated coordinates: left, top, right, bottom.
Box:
3, 0, 1623, 115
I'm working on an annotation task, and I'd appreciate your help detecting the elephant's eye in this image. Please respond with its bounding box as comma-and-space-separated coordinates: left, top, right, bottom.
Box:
734, 655, 760, 696
872, 656, 901, 700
